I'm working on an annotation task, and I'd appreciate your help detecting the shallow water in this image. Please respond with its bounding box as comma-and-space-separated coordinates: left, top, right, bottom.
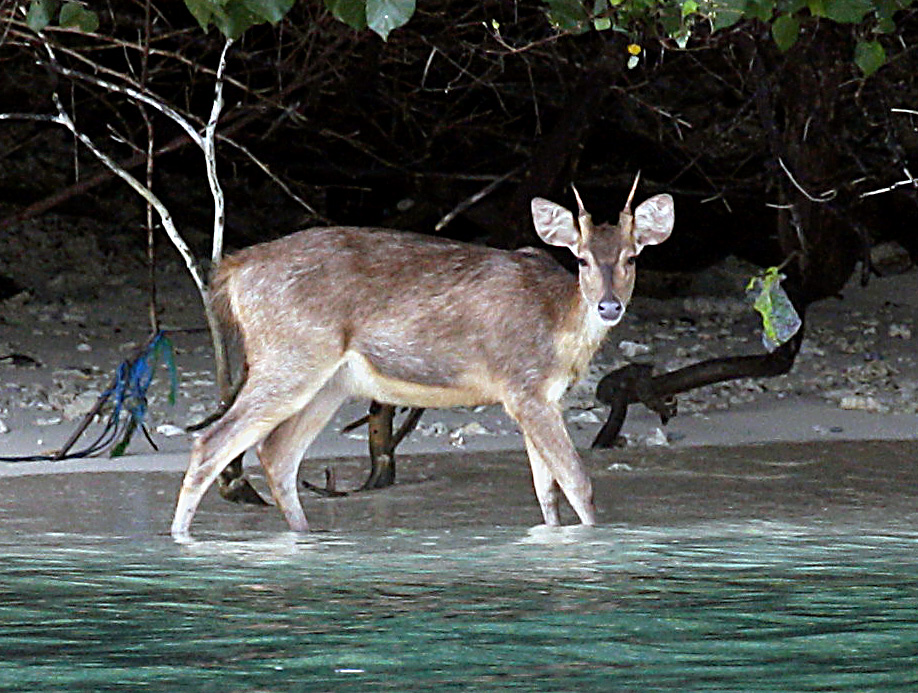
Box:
2, 523, 917, 692
2, 441, 918, 690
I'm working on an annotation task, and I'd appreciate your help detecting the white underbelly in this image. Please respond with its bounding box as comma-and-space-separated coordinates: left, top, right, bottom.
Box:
342, 352, 499, 408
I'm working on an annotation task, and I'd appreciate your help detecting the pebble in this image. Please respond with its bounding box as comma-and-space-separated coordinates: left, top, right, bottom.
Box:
890, 323, 913, 339
618, 340, 651, 359
0, 418, 8, 434
188, 379, 215, 387
643, 428, 670, 447
870, 241, 913, 274
449, 421, 492, 447
839, 395, 889, 413
61, 311, 87, 324
681, 296, 748, 316
155, 424, 186, 437
800, 342, 826, 357
62, 390, 102, 420
452, 421, 492, 437
417, 421, 448, 437
567, 409, 601, 424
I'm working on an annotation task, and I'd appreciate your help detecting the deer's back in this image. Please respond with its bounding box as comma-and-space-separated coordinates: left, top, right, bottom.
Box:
216, 227, 580, 398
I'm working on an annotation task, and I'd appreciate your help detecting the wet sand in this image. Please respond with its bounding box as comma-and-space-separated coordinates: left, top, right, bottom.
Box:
3, 440, 916, 539
1, 255, 916, 541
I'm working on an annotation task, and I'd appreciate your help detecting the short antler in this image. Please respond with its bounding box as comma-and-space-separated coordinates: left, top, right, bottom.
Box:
571, 183, 592, 233
623, 171, 641, 213
618, 171, 642, 232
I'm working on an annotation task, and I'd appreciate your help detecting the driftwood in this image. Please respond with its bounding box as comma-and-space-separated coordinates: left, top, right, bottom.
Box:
591, 324, 805, 448
302, 403, 425, 497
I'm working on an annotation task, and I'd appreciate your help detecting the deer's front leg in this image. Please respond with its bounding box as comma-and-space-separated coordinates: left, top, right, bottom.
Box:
522, 435, 562, 526
510, 399, 597, 526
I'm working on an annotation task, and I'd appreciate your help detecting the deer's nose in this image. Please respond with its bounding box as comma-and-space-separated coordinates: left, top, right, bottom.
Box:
598, 297, 624, 324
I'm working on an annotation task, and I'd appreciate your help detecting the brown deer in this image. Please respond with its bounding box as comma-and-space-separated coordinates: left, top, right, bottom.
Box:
171, 178, 673, 537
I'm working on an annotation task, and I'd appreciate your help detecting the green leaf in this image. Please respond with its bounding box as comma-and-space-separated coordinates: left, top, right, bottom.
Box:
242, 0, 295, 23
781, 0, 808, 13
544, 0, 591, 31
366, 0, 415, 40
807, 0, 826, 16
152, 334, 179, 407
59, 2, 100, 33
218, 2, 261, 38
823, 0, 873, 23
875, 0, 911, 22
184, 0, 291, 37
659, 2, 684, 35
875, 16, 895, 32
110, 417, 136, 458
771, 13, 800, 51
854, 40, 886, 76
26, 0, 60, 32
744, 0, 773, 22
325, 0, 368, 30
746, 267, 802, 351
709, 0, 745, 30
592, 0, 613, 30
184, 0, 217, 32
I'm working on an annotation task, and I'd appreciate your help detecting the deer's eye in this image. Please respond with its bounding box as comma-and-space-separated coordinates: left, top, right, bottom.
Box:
626, 255, 637, 266
577, 258, 588, 268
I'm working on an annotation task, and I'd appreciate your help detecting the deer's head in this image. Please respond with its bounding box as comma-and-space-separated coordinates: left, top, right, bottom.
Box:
531, 176, 674, 326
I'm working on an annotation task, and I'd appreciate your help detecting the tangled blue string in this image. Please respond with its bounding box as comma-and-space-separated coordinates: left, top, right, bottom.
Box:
0, 330, 178, 462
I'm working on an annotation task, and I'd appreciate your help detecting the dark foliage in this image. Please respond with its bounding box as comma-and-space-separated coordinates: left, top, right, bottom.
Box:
1, 2, 916, 280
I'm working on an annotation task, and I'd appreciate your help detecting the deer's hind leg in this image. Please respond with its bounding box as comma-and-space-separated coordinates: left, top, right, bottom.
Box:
171, 367, 339, 538
256, 367, 351, 531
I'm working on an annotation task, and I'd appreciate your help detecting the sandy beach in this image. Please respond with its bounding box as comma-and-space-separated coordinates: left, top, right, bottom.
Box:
1, 218, 916, 533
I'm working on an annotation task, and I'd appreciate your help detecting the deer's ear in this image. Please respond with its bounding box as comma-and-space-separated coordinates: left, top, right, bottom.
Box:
531, 198, 580, 250
633, 194, 674, 252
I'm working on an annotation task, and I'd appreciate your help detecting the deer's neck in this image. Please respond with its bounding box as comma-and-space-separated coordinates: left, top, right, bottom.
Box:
549, 290, 612, 399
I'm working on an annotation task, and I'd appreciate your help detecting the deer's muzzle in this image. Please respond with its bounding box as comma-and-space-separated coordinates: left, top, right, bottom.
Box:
598, 296, 624, 324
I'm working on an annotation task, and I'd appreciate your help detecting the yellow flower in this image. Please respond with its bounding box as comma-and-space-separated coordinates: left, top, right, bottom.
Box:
627, 43, 641, 56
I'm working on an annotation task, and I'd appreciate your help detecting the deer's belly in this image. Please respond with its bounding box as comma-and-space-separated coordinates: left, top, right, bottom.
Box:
343, 352, 501, 408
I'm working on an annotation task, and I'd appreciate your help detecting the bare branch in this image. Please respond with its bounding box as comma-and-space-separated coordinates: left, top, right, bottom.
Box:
207, 38, 233, 266
777, 157, 837, 203
41, 40, 205, 148
45, 93, 208, 296
860, 168, 918, 198
219, 136, 324, 221
434, 166, 520, 232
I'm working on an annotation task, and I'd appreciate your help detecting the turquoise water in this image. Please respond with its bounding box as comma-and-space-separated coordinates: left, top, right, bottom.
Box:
2, 522, 917, 691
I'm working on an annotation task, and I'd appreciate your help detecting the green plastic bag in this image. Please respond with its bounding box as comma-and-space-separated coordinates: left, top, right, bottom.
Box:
746, 267, 802, 352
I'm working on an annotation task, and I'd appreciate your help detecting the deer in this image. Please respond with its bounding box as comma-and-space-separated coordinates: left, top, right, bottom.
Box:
170, 177, 674, 538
